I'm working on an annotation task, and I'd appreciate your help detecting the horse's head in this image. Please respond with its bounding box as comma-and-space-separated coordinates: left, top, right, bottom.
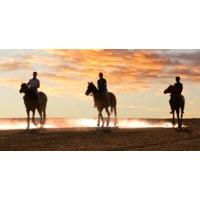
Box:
19, 83, 28, 94
164, 85, 174, 94
85, 82, 97, 96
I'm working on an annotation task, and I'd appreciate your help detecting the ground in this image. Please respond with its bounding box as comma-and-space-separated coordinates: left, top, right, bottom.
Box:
0, 119, 199, 150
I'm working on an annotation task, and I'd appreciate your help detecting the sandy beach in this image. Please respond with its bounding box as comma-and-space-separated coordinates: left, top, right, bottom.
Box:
0, 118, 199, 151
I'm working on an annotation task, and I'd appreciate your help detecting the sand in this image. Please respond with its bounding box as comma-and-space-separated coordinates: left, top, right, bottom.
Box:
0, 119, 199, 151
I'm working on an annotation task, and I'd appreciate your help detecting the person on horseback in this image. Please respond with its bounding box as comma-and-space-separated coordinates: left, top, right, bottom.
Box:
97, 72, 109, 107
27, 71, 41, 104
169, 76, 183, 114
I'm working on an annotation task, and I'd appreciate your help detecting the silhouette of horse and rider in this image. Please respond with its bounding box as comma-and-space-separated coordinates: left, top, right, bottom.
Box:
19, 71, 185, 129
164, 76, 185, 129
19, 72, 47, 129
85, 72, 117, 127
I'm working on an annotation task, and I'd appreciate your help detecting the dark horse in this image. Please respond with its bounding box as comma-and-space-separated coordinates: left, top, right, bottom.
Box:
164, 85, 185, 129
85, 82, 117, 127
19, 83, 47, 129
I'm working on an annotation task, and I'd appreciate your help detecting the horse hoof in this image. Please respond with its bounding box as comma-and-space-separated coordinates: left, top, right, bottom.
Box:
97, 123, 100, 127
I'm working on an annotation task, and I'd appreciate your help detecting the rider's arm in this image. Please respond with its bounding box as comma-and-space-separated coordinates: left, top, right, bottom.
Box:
27, 80, 30, 86
97, 79, 100, 89
37, 80, 40, 88
104, 79, 107, 89
181, 84, 183, 93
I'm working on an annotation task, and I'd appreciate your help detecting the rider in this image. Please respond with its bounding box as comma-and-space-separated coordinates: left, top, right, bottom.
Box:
97, 72, 109, 106
27, 71, 41, 104
169, 76, 183, 113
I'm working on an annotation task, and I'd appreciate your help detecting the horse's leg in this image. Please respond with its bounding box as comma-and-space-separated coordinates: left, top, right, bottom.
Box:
180, 112, 183, 129
101, 112, 105, 127
100, 109, 104, 127
97, 112, 100, 127
105, 107, 110, 127
176, 109, 180, 129
114, 106, 117, 126
32, 109, 37, 126
97, 107, 104, 127
180, 106, 184, 129
43, 108, 46, 125
37, 108, 43, 127
26, 109, 30, 129
172, 111, 175, 128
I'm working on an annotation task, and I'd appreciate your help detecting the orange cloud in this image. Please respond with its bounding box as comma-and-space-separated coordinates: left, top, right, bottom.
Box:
1, 49, 200, 96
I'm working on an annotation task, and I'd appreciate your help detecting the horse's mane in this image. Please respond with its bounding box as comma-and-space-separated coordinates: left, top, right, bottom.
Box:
21, 83, 37, 100
90, 82, 98, 91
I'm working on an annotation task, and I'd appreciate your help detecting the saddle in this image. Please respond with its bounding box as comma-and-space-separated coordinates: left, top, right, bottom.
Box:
28, 88, 38, 101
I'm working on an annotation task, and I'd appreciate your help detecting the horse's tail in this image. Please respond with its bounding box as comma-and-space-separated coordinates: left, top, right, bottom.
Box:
109, 92, 117, 115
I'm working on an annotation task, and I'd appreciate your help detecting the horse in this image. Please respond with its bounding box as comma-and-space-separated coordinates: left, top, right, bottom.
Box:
85, 82, 117, 127
164, 85, 185, 129
19, 83, 48, 129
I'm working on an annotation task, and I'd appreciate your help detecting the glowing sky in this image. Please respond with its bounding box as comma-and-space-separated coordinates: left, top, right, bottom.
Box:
0, 49, 200, 118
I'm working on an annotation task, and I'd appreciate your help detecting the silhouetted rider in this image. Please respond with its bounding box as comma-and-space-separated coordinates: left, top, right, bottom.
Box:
98, 72, 107, 93
169, 76, 183, 113
97, 72, 109, 106
173, 76, 183, 95
27, 71, 41, 104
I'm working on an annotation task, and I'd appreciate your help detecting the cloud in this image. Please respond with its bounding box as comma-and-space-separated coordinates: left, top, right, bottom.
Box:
0, 58, 29, 71
1, 49, 200, 96
45, 49, 174, 92
0, 77, 21, 88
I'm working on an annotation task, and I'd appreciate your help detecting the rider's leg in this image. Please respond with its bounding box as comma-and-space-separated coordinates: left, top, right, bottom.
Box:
36, 90, 41, 104
106, 92, 110, 106
34, 89, 41, 110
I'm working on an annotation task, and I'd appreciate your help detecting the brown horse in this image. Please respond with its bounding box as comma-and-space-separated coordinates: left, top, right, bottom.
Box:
85, 82, 117, 127
164, 85, 185, 129
19, 83, 47, 129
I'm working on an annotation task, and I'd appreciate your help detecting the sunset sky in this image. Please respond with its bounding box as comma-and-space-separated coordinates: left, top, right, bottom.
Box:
0, 49, 200, 118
